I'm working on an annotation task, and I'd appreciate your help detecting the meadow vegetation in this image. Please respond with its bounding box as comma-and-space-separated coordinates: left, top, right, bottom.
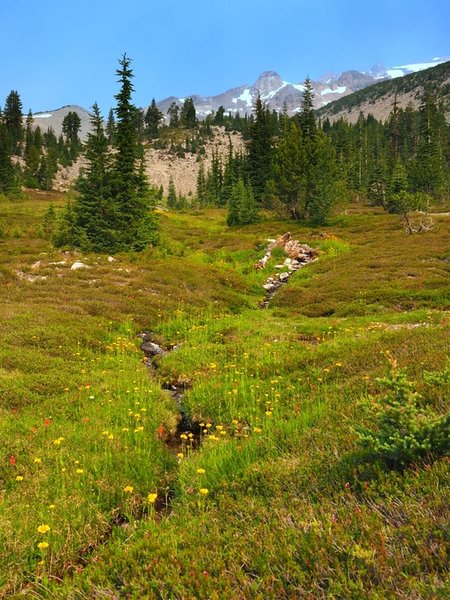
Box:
0, 191, 449, 598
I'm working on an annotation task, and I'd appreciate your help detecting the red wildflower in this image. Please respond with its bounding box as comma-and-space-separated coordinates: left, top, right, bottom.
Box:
9, 455, 16, 466
43, 418, 51, 427
157, 424, 165, 439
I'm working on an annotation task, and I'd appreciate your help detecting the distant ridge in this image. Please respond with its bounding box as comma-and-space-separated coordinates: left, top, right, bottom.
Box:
316, 60, 450, 124
26, 56, 449, 138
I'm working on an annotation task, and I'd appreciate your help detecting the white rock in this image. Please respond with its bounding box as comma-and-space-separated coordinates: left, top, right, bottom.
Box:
107, 256, 116, 262
279, 272, 290, 282
71, 261, 90, 270
263, 283, 276, 292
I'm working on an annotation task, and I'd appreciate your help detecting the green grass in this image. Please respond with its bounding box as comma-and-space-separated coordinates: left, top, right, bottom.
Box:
0, 192, 449, 598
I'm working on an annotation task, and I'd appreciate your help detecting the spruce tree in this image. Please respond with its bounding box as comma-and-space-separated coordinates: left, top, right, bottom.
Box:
145, 98, 163, 139
3, 90, 23, 155
309, 130, 340, 224
180, 98, 197, 128
111, 54, 158, 250
167, 102, 179, 128
0, 124, 15, 193
267, 120, 306, 219
167, 177, 177, 209
298, 77, 316, 140
196, 162, 207, 207
71, 102, 115, 250
106, 108, 116, 144
246, 95, 273, 201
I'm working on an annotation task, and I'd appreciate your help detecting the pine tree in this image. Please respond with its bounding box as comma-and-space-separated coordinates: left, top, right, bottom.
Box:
71, 102, 115, 250
145, 99, 163, 139
196, 162, 207, 206
298, 77, 316, 140
180, 98, 197, 128
167, 102, 180, 128
56, 55, 158, 252
111, 54, 158, 250
267, 120, 306, 219
0, 123, 15, 193
411, 89, 447, 196
246, 95, 273, 201
62, 111, 82, 160
227, 178, 258, 226
309, 130, 340, 224
167, 177, 177, 208
3, 90, 23, 155
106, 108, 116, 144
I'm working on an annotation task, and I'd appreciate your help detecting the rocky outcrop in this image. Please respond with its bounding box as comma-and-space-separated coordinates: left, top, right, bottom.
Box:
257, 233, 318, 308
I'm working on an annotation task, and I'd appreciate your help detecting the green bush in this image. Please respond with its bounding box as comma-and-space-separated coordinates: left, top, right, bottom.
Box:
356, 367, 449, 468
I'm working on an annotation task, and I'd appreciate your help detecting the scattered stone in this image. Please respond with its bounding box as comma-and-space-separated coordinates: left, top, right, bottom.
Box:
71, 261, 90, 270
263, 283, 277, 292
31, 261, 42, 270
140, 333, 167, 359
257, 232, 318, 308
16, 271, 47, 283
107, 256, 116, 263
49, 260, 67, 266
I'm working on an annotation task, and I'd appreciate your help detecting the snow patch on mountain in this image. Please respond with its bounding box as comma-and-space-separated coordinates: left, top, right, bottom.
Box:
321, 86, 346, 96
34, 113, 53, 118
232, 89, 253, 106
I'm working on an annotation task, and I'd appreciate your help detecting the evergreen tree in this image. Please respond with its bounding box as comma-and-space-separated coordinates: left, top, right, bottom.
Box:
3, 90, 23, 155
246, 95, 273, 201
70, 102, 115, 250
180, 98, 197, 128
227, 178, 258, 226
167, 102, 179, 128
145, 98, 163, 139
196, 161, 207, 207
111, 54, 157, 250
298, 77, 316, 140
267, 120, 306, 219
410, 89, 447, 196
62, 111, 82, 159
106, 108, 116, 144
205, 149, 223, 205
309, 130, 341, 224
213, 106, 225, 125
0, 123, 15, 193
167, 177, 177, 208
56, 55, 158, 252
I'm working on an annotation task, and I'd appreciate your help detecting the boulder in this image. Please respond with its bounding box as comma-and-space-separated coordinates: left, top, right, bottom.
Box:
71, 261, 90, 270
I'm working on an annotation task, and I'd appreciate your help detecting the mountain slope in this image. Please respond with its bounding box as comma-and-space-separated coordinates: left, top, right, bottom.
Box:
30, 105, 92, 140
316, 60, 450, 124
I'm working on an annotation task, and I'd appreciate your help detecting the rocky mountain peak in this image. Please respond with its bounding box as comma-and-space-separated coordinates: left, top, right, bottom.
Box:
253, 71, 284, 95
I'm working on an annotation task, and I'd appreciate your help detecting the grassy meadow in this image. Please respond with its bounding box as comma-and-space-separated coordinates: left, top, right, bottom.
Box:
0, 191, 449, 598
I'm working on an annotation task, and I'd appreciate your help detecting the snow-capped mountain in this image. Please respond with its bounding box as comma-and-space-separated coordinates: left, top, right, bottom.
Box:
155, 57, 449, 118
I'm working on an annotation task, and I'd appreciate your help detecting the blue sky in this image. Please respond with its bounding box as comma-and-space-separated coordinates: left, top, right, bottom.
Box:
0, 0, 448, 114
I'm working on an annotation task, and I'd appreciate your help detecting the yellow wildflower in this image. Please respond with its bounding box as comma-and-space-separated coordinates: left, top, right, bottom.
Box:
16, 475, 24, 481
76, 468, 84, 474
33, 458, 42, 464
196, 468, 206, 474
37, 524, 50, 534
123, 485, 133, 493
199, 488, 209, 495
147, 493, 158, 504
37, 542, 49, 550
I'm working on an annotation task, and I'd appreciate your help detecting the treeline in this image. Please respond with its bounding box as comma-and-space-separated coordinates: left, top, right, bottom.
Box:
323, 92, 449, 207
0, 91, 82, 194
184, 80, 448, 226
